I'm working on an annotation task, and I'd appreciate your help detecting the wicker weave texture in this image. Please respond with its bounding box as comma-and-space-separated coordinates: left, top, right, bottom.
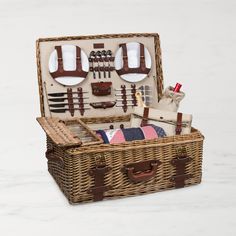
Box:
46, 127, 203, 204
37, 117, 82, 147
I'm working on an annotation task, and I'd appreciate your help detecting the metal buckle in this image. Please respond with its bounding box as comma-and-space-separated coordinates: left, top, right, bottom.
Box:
95, 154, 106, 167
176, 147, 187, 157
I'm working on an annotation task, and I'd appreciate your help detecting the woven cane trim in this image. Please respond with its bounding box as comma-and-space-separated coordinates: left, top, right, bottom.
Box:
37, 117, 82, 147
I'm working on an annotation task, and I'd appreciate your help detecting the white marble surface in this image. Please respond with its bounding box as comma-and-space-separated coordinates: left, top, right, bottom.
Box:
0, 0, 236, 235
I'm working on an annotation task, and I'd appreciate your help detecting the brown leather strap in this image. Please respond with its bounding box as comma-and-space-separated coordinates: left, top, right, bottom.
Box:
88, 163, 112, 202
50, 70, 88, 79
116, 67, 151, 76
76, 46, 82, 72
175, 112, 183, 135
171, 149, 192, 188
120, 44, 129, 72
67, 88, 74, 117
131, 84, 137, 106
121, 85, 127, 113
50, 46, 88, 80
116, 43, 150, 76
77, 87, 84, 116
55, 46, 64, 72
139, 43, 146, 71
141, 107, 149, 127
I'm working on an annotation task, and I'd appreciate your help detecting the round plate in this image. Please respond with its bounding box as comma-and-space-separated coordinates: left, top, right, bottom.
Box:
48, 45, 89, 86
114, 42, 152, 83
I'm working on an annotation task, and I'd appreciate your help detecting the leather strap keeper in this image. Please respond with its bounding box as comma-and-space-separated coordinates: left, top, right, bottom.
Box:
50, 45, 88, 79
67, 88, 74, 117
116, 43, 151, 76
175, 112, 183, 135
170, 148, 192, 188
88, 161, 112, 202
141, 107, 149, 127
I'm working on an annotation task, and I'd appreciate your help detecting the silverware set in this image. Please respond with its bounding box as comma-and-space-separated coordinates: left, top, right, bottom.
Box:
115, 85, 152, 111
89, 50, 114, 79
48, 88, 90, 116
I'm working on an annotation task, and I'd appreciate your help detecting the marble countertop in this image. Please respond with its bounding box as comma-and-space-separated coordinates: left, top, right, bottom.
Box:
0, 0, 235, 235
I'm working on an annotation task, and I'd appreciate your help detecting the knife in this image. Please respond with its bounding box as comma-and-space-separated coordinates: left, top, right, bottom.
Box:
115, 93, 152, 96
116, 104, 135, 107
49, 103, 89, 108
48, 92, 88, 97
49, 97, 89, 102
50, 108, 90, 113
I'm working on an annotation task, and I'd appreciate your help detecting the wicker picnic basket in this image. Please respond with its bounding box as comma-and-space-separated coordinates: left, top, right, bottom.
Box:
36, 33, 204, 204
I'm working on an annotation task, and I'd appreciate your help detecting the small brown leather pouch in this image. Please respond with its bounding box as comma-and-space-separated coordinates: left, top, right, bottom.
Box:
91, 82, 112, 96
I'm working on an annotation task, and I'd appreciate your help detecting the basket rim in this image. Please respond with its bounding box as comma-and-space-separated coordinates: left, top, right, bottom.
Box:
66, 127, 204, 155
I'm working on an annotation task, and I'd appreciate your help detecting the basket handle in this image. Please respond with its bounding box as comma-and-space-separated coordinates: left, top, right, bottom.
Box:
45, 148, 64, 168
122, 160, 161, 183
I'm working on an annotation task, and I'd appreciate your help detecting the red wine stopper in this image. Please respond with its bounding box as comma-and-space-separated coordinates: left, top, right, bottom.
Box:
173, 83, 182, 92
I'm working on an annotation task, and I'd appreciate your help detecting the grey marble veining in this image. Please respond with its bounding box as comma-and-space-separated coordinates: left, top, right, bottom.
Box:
0, 0, 236, 235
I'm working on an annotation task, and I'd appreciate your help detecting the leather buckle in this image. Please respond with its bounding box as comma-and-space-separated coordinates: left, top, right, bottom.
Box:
87, 155, 112, 201
170, 148, 192, 188
95, 154, 106, 167
175, 126, 182, 134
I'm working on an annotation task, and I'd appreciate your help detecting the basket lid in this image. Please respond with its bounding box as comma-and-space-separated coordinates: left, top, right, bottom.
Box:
37, 117, 103, 147
36, 33, 164, 119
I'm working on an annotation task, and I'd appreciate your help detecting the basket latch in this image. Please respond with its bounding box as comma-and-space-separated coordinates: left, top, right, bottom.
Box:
87, 155, 112, 202
170, 148, 192, 188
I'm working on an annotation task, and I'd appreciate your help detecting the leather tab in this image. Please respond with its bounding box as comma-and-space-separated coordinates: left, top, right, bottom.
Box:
141, 107, 149, 127
55, 46, 64, 72
131, 84, 137, 106
67, 88, 74, 117
88, 159, 112, 202
175, 112, 183, 135
121, 85, 128, 113
93, 43, 104, 49
77, 87, 85, 116
76, 46, 82, 72
139, 43, 146, 71
170, 148, 192, 188
120, 44, 129, 72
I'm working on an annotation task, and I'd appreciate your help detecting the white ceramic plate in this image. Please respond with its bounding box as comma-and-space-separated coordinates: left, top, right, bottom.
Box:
114, 42, 152, 83
48, 45, 89, 86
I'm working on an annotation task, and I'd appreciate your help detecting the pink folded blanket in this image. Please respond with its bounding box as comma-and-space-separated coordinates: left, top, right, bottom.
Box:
96, 125, 166, 144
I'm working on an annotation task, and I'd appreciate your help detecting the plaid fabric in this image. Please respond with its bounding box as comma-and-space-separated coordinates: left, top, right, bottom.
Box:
97, 125, 166, 144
